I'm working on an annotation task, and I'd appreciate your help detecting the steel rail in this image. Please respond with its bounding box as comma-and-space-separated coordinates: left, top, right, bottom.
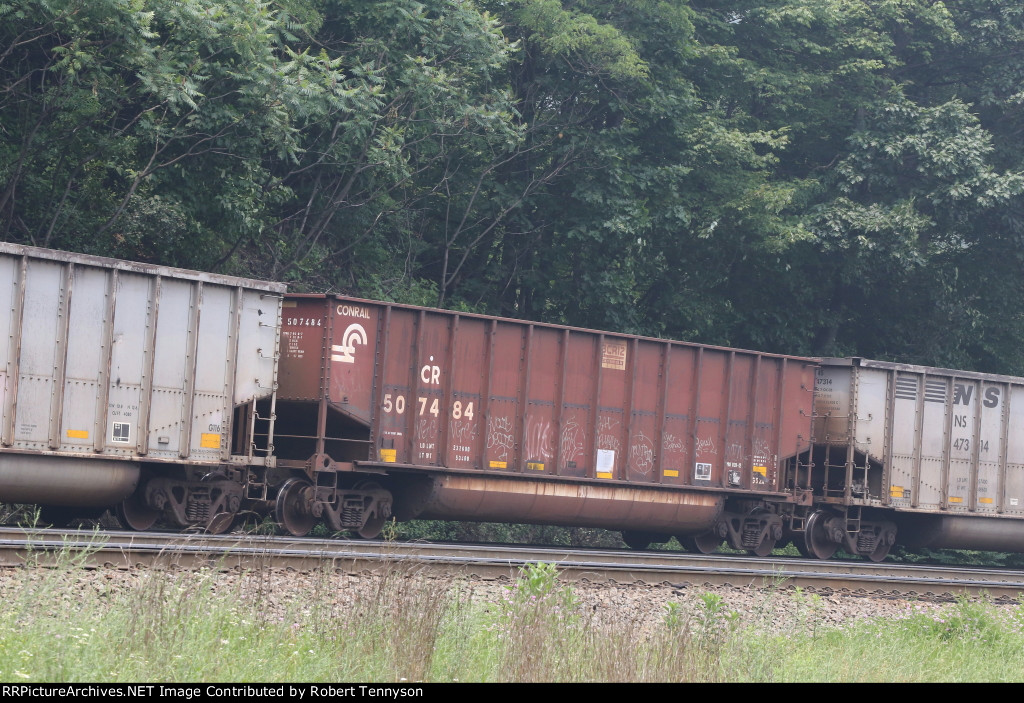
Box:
1, 527, 1023, 599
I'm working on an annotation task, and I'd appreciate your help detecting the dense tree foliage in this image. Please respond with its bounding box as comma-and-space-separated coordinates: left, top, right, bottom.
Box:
4, 0, 1024, 373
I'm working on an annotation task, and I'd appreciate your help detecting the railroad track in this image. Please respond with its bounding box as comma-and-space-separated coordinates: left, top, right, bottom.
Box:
2, 526, 1023, 600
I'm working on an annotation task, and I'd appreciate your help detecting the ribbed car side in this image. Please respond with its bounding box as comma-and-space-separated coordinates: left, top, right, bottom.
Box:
0, 243, 283, 532
267, 294, 816, 557
7, 245, 1024, 562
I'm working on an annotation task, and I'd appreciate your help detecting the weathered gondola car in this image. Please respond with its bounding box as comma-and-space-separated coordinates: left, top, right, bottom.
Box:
268, 294, 816, 556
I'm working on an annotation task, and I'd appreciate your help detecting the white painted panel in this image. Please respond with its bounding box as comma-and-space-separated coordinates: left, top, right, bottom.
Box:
976, 383, 1005, 513
852, 368, 888, 464
947, 379, 977, 511
60, 266, 109, 449
14, 260, 62, 446
234, 288, 280, 405
1006, 386, 1024, 515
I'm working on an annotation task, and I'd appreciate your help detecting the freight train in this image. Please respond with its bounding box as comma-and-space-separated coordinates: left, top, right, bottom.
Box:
3, 243, 1024, 562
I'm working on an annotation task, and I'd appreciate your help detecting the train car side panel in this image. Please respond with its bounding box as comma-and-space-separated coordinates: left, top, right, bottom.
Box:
660, 344, 696, 487
11, 258, 63, 449
279, 296, 329, 402
410, 309, 447, 467
486, 321, 524, 472
626, 340, 662, 484
328, 300, 379, 426
0, 255, 16, 444
781, 359, 816, 466
814, 358, 1024, 553
233, 288, 281, 408
0, 244, 285, 513
890, 369, 925, 508
595, 334, 628, 481
146, 277, 195, 458
724, 353, 754, 490
752, 358, 781, 491
189, 284, 236, 460
58, 265, 109, 452
694, 349, 726, 488
919, 373, 949, 511
974, 380, 1005, 514
1006, 386, 1024, 516
522, 325, 560, 476
376, 305, 412, 464
103, 272, 150, 456
448, 315, 488, 470
556, 330, 595, 479
297, 295, 814, 494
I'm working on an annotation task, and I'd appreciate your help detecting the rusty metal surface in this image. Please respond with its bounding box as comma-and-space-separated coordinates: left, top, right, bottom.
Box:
276, 295, 816, 499
3, 528, 1023, 599
415, 474, 724, 533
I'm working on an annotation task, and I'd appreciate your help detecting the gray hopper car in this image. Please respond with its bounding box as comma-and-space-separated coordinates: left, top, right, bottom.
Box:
0, 243, 284, 531
803, 358, 1024, 557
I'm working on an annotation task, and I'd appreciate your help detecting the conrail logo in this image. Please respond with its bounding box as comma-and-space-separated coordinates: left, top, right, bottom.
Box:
336, 304, 371, 319
331, 323, 367, 363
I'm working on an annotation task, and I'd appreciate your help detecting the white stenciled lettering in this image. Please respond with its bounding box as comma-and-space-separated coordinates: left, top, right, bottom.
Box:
336, 304, 371, 319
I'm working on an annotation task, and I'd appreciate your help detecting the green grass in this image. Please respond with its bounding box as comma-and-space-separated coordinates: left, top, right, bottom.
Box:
2, 552, 1024, 682
773, 597, 1024, 682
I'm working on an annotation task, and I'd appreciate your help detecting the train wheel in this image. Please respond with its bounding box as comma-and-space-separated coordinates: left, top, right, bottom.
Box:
680, 531, 723, 554
275, 478, 316, 537
803, 510, 839, 560
116, 492, 160, 532
866, 528, 896, 562
354, 481, 387, 539
867, 542, 891, 562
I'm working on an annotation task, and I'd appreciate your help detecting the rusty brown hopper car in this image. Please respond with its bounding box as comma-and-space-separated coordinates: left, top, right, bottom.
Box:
269, 295, 816, 553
